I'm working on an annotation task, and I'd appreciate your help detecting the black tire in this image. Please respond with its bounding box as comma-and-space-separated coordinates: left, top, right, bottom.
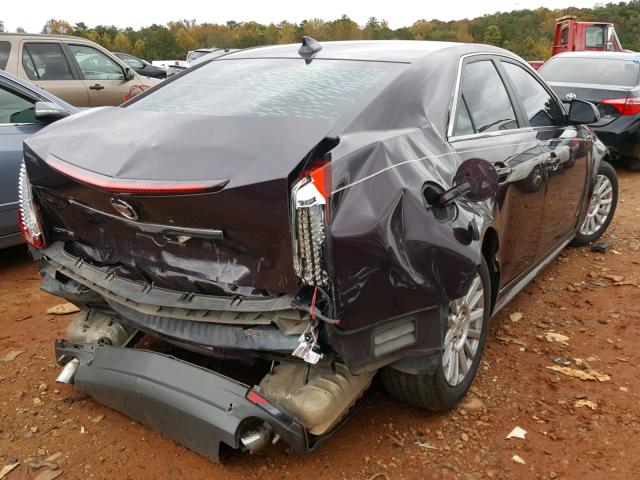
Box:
381, 258, 491, 411
571, 160, 618, 247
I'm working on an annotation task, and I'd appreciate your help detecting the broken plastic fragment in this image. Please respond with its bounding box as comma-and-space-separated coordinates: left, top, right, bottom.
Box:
512, 454, 526, 464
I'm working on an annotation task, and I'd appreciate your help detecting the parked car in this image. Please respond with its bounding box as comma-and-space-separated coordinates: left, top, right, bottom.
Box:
0, 34, 160, 107
21, 39, 617, 462
0, 69, 77, 249
186, 48, 228, 64
114, 52, 167, 79
163, 48, 237, 76
540, 51, 640, 170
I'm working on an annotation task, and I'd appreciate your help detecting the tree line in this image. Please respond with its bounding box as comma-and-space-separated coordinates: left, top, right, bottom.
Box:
1, 1, 640, 61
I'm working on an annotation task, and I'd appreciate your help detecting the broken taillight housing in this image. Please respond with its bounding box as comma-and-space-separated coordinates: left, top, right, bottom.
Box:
18, 162, 47, 249
291, 163, 331, 287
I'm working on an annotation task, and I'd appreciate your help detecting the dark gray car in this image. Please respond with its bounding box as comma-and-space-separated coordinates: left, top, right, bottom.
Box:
0, 70, 77, 248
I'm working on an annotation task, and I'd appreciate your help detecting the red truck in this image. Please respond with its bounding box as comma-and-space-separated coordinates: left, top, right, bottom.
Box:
529, 16, 626, 70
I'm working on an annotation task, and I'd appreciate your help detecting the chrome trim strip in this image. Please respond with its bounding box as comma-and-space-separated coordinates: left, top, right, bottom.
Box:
67, 198, 224, 240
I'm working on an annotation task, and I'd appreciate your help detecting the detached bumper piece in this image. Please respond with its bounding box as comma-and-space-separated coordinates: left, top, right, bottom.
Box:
55, 340, 315, 462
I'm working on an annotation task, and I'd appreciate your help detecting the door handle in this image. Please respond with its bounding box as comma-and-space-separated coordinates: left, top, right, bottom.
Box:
89, 84, 104, 90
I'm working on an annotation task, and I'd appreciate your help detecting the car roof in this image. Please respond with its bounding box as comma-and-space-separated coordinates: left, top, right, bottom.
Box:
0, 32, 85, 42
551, 51, 640, 61
0, 69, 78, 111
228, 40, 498, 63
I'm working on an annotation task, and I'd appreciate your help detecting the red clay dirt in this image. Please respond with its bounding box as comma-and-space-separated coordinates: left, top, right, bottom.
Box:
1, 169, 639, 480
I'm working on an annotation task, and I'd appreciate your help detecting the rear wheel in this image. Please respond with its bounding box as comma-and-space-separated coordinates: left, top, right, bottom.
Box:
571, 161, 618, 246
381, 258, 491, 411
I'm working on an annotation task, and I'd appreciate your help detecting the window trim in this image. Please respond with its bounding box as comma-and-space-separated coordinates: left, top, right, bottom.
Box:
447, 53, 524, 142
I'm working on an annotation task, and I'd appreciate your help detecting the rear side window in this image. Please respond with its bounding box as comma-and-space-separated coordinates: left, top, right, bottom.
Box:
0, 84, 38, 124
0, 41, 11, 70
454, 60, 518, 136
502, 62, 565, 127
22, 43, 74, 81
129, 59, 406, 122
540, 57, 639, 87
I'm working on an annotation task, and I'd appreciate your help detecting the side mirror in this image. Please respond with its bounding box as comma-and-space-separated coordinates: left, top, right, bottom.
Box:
438, 158, 498, 207
124, 67, 135, 81
606, 41, 615, 51
34, 101, 70, 122
568, 99, 600, 124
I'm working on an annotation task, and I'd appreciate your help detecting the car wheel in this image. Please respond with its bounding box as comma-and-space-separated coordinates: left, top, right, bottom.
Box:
571, 160, 618, 247
381, 258, 491, 411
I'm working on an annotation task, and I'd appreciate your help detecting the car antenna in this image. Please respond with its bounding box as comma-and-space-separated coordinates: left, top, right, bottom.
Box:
298, 36, 322, 64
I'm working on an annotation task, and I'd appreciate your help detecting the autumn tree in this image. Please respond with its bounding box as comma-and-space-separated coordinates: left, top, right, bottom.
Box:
483, 24, 503, 46
41, 19, 74, 35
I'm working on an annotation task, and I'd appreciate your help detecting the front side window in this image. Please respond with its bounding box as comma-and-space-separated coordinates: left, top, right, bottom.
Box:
560, 27, 569, 45
454, 60, 518, 136
69, 44, 124, 80
502, 62, 564, 127
0, 41, 11, 70
22, 43, 74, 81
0, 84, 38, 124
585, 26, 605, 48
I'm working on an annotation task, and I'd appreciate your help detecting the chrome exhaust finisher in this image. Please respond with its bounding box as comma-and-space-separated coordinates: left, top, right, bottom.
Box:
56, 357, 80, 384
240, 424, 273, 454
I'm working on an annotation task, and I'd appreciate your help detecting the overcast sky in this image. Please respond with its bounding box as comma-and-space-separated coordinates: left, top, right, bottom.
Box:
2, 0, 600, 33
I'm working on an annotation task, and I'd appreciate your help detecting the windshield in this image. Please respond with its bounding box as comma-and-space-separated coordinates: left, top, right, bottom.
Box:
129, 59, 406, 122
541, 57, 639, 87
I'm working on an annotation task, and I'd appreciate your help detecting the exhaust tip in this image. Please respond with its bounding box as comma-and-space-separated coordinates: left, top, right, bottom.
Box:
56, 357, 80, 384
240, 424, 272, 454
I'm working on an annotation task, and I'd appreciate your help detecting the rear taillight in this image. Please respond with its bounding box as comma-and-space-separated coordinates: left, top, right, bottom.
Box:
291, 162, 331, 287
18, 162, 47, 249
600, 97, 640, 115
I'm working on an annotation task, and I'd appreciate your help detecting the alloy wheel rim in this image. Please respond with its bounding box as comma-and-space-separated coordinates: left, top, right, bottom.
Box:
580, 174, 613, 236
442, 274, 484, 387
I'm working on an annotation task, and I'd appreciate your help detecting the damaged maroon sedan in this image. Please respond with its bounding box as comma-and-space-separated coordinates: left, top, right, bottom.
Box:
20, 39, 617, 461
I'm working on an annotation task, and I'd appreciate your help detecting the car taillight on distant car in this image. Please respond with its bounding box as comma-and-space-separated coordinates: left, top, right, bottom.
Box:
599, 97, 640, 116
18, 162, 47, 249
291, 162, 331, 287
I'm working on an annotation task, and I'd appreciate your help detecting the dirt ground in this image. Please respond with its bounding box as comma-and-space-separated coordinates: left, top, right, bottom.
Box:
1, 169, 639, 480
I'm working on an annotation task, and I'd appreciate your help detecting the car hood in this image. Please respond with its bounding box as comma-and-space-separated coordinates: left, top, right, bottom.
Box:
25, 106, 333, 188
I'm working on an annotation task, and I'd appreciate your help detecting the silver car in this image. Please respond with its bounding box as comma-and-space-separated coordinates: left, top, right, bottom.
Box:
0, 69, 77, 248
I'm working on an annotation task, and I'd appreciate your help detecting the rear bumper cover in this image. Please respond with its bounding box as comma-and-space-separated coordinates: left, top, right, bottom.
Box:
55, 340, 312, 462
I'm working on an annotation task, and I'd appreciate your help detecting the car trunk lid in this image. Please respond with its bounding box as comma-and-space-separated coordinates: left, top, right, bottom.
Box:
548, 81, 635, 126
25, 107, 334, 295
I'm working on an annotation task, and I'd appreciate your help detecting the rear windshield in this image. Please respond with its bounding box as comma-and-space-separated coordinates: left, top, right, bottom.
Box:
128, 59, 406, 121
540, 57, 639, 87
